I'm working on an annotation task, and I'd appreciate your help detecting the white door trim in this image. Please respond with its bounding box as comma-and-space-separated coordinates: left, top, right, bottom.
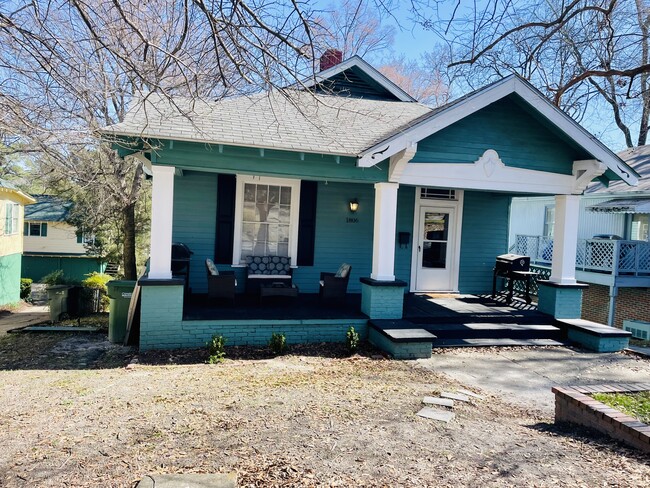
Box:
410, 188, 464, 292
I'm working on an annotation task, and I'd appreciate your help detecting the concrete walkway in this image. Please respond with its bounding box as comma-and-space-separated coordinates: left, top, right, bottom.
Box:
0, 304, 49, 335
419, 346, 650, 416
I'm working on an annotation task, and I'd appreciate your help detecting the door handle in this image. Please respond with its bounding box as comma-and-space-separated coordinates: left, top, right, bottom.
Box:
418, 245, 421, 252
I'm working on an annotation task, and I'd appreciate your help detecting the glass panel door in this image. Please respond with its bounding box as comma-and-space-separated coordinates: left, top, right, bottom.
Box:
421, 212, 449, 269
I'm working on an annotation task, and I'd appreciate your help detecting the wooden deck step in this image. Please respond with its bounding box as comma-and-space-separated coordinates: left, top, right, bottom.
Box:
433, 338, 568, 348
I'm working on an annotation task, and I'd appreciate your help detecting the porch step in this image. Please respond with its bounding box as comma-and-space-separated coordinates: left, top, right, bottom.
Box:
421, 322, 563, 341
433, 338, 569, 348
554, 318, 631, 353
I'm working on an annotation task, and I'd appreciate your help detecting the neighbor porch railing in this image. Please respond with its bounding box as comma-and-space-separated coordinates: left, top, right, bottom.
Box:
514, 235, 650, 276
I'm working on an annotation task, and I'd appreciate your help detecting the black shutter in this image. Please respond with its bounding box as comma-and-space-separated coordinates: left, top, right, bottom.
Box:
297, 180, 318, 266
215, 174, 236, 264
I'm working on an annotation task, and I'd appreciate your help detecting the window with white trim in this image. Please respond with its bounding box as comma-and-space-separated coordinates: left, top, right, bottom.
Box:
24, 221, 48, 237
232, 175, 301, 264
543, 205, 555, 237
4, 203, 19, 235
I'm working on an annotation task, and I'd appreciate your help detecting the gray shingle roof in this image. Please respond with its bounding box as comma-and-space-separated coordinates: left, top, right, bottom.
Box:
101, 90, 432, 156
24, 195, 73, 222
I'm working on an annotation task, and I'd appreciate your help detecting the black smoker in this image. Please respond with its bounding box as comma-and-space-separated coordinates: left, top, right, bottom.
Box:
492, 253, 536, 304
171, 242, 193, 294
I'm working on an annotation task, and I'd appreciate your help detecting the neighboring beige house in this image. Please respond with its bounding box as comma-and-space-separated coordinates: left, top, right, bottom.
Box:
0, 178, 35, 306
23, 195, 105, 281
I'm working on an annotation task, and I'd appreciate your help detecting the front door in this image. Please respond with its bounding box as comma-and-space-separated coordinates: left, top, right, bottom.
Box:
415, 206, 456, 291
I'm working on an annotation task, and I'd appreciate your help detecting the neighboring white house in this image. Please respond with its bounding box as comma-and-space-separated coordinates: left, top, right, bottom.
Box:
22, 195, 105, 281
510, 145, 650, 328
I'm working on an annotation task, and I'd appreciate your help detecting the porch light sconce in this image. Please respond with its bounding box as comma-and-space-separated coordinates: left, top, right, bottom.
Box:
349, 198, 359, 213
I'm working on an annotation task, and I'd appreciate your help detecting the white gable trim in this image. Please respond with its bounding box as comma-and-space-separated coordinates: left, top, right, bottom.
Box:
357, 76, 638, 187
298, 55, 416, 103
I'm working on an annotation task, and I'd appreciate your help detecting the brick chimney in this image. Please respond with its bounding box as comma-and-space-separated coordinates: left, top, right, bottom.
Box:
320, 49, 343, 71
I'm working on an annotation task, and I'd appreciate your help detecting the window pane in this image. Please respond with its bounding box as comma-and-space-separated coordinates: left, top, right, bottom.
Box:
269, 186, 280, 204
243, 202, 256, 221
30, 223, 41, 236
278, 242, 289, 256
423, 213, 448, 241
280, 187, 291, 205
266, 204, 279, 224
244, 184, 256, 202
279, 206, 290, 224
422, 242, 447, 268
256, 185, 268, 204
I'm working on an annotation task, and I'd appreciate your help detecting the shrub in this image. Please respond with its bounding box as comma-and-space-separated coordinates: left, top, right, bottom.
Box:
42, 269, 67, 286
20, 278, 33, 300
207, 334, 226, 364
82, 272, 113, 312
269, 332, 287, 355
346, 326, 360, 354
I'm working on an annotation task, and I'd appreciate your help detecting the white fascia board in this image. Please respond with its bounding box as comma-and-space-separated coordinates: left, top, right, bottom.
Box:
357, 77, 517, 168
298, 55, 416, 102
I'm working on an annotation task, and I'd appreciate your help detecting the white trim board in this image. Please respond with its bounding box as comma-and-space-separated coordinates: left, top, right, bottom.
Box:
357, 76, 638, 187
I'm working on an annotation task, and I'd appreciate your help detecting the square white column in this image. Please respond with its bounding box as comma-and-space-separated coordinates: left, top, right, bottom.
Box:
149, 165, 176, 279
549, 194, 580, 285
371, 182, 399, 281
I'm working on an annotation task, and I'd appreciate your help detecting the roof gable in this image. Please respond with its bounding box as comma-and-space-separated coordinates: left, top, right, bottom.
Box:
358, 75, 639, 187
0, 178, 36, 205
300, 56, 416, 102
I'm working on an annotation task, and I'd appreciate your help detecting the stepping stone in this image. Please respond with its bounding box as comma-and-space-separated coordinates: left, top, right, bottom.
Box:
457, 389, 484, 400
417, 407, 455, 422
136, 473, 237, 488
441, 392, 471, 402
422, 396, 454, 408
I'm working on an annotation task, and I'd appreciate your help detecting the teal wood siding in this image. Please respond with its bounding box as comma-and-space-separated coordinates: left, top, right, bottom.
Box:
172, 171, 218, 293
395, 186, 415, 285
458, 191, 511, 294
293, 181, 375, 293
152, 140, 387, 183
0, 252, 21, 305
21, 255, 105, 282
411, 95, 588, 174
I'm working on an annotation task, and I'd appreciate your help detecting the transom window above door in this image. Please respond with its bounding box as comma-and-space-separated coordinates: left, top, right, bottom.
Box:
233, 175, 301, 264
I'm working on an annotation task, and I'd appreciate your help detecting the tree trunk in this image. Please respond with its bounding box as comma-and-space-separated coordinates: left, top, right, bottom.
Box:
123, 202, 137, 280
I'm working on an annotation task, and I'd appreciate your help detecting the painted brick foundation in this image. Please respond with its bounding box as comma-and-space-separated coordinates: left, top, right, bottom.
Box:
553, 384, 650, 454
368, 328, 432, 359
360, 282, 405, 319
139, 283, 368, 350
537, 282, 584, 319
582, 284, 650, 329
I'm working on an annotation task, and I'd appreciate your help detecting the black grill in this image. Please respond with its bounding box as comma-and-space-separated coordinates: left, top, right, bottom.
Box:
492, 254, 535, 304
171, 243, 193, 293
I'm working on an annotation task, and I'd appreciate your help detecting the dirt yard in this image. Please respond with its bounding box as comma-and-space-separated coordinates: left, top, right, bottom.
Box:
0, 331, 649, 487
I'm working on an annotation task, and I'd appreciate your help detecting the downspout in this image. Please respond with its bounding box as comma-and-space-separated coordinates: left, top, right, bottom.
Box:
607, 285, 618, 327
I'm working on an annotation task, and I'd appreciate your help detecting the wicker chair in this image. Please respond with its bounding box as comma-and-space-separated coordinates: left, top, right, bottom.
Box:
319, 263, 351, 301
206, 259, 236, 304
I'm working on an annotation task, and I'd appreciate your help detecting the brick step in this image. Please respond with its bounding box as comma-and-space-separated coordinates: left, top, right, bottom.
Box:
421, 322, 563, 341
554, 318, 631, 352
433, 338, 568, 348
407, 313, 551, 326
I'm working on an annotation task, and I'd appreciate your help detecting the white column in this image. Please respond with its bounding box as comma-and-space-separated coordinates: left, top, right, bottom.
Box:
371, 182, 399, 281
549, 194, 580, 285
149, 165, 176, 279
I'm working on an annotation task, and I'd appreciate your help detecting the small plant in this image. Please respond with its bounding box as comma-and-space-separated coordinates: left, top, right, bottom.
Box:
269, 332, 287, 355
82, 272, 113, 312
42, 269, 67, 286
346, 326, 360, 354
207, 334, 226, 364
20, 278, 33, 300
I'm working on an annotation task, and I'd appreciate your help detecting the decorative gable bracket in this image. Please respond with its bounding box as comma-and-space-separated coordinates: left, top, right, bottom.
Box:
572, 159, 607, 194
388, 143, 418, 182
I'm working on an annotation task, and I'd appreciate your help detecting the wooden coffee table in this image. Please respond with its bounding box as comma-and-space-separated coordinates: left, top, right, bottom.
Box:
259, 282, 299, 304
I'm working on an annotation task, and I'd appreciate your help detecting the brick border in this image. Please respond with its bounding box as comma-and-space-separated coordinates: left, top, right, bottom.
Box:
552, 384, 650, 453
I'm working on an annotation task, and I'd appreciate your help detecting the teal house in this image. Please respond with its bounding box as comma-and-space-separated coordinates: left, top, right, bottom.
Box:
102, 54, 638, 350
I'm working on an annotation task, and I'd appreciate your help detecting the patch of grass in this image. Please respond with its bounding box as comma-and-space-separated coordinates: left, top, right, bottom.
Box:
592, 391, 650, 424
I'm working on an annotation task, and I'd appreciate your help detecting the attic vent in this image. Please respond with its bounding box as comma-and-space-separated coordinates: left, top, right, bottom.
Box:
420, 188, 457, 200
623, 320, 650, 340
